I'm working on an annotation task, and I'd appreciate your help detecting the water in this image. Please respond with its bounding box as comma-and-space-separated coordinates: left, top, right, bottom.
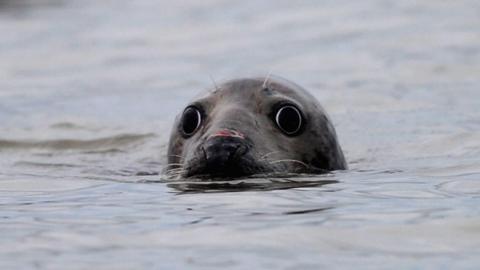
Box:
1, 0, 480, 269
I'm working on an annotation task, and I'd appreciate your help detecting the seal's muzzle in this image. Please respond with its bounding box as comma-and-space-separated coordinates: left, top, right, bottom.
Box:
200, 135, 250, 176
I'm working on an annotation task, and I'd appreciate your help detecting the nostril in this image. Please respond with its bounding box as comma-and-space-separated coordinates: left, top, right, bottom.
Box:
226, 144, 245, 162
232, 144, 248, 159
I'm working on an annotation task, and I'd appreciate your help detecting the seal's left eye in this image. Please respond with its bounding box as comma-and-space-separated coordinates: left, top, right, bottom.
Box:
274, 105, 303, 136
181, 106, 202, 137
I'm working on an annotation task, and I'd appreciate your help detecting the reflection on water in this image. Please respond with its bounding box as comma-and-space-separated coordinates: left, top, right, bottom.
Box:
1, 0, 480, 269
159, 175, 339, 193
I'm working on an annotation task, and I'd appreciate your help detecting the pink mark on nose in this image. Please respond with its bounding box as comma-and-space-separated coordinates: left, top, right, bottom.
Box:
210, 129, 245, 139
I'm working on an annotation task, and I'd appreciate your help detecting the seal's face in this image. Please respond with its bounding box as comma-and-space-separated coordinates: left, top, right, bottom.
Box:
166, 77, 347, 179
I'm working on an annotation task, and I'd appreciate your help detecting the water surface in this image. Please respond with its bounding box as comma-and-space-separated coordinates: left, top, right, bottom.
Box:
1, 1, 480, 269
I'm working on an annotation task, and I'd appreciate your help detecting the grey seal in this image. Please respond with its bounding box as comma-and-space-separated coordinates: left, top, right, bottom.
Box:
166, 76, 347, 178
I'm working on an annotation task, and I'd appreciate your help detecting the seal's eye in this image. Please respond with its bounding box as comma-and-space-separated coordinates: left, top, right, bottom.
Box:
181, 106, 202, 137
274, 105, 303, 136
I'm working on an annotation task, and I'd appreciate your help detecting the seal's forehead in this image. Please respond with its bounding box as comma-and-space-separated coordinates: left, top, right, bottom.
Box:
195, 77, 311, 103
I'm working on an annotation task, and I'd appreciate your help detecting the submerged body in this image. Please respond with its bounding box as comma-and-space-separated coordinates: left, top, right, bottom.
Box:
166, 76, 347, 178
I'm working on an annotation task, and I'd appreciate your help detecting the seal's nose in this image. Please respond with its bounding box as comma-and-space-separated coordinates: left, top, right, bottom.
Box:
203, 137, 248, 166
200, 131, 250, 176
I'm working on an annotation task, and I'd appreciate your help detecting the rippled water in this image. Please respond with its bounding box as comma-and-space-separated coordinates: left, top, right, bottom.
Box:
1, 0, 480, 269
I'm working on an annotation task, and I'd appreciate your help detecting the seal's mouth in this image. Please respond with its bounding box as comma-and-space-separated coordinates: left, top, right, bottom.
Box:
185, 161, 264, 179
183, 135, 269, 178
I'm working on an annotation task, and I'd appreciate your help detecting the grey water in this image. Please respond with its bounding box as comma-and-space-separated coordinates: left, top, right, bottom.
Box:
1, 0, 480, 269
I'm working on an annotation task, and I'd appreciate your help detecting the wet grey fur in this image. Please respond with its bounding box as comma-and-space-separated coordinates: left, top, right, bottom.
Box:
166, 76, 347, 178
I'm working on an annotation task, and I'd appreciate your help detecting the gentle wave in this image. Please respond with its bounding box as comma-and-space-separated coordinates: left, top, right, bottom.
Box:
0, 133, 155, 151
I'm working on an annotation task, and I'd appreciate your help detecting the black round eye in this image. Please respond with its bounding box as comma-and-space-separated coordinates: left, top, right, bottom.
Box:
181, 106, 202, 137
274, 105, 303, 136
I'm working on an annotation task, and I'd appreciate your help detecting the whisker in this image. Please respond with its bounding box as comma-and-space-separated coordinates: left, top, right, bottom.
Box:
262, 71, 272, 89
166, 167, 185, 173
260, 151, 281, 160
165, 168, 186, 178
167, 154, 185, 163
163, 163, 184, 168
209, 74, 219, 92
268, 159, 309, 168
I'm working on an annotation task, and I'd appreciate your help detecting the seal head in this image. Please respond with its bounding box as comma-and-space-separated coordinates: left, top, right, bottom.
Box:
166, 76, 347, 178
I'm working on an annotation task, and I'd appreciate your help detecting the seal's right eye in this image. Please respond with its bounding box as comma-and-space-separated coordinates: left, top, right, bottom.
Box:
181, 106, 202, 137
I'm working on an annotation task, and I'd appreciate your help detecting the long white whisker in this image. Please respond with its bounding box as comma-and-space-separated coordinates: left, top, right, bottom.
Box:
262, 71, 272, 89
209, 74, 219, 92
260, 151, 281, 160
165, 168, 186, 178
166, 167, 185, 173
268, 159, 309, 168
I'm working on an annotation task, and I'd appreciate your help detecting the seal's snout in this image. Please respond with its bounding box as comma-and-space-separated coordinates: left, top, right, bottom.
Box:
196, 134, 252, 177
204, 136, 248, 165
